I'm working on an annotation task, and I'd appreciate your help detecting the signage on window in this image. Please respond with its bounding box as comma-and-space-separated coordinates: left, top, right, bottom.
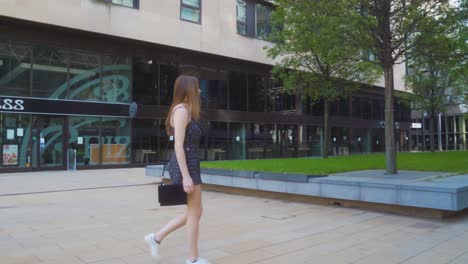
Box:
0, 96, 136, 118
0, 98, 25, 111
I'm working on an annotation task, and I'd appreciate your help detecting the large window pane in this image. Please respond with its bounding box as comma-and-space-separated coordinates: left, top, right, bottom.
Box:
206, 122, 228, 161
182, 0, 200, 8
229, 122, 246, 160
69, 116, 100, 166
246, 123, 271, 159
181, 0, 201, 23
0, 113, 30, 168
32, 46, 68, 99
67, 50, 101, 101
133, 57, 157, 105
201, 80, 227, 110
266, 78, 296, 113
132, 118, 159, 164
160, 64, 179, 106
237, 0, 247, 35
229, 72, 247, 111
0, 41, 32, 97
255, 4, 271, 39
112, 0, 136, 8
102, 55, 131, 103
100, 117, 131, 164
248, 74, 265, 112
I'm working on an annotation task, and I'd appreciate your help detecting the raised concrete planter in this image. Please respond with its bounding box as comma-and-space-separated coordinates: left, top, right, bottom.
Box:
257, 172, 326, 182
146, 165, 468, 213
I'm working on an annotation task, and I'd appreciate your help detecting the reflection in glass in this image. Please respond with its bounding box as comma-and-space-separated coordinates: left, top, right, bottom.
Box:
67, 50, 101, 101
237, 0, 247, 35
69, 116, 100, 166
160, 64, 179, 106
181, 0, 201, 23
207, 122, 228, 161
255, 4, 271, 39
246, 123, 273, 159
32, 46, 68, 99
0, 41, 32, 97
229, 122, 246, 160
102, 55, 131, 103
201, 80, 227, 110
37, 116, 64, 167
248, 75, 265, 112
101, 117, 131, 164
132, 118, 159, 163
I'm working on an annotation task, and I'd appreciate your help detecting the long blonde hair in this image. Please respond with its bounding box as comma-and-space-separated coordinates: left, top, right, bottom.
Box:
165, 75, 201, 135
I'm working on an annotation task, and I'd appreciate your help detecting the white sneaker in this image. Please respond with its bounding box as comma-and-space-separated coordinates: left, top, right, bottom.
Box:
144, 233, 160, 260
185, 257, 211, 264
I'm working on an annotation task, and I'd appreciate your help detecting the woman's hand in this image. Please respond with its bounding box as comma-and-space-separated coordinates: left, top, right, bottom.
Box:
183, 176, 194, 194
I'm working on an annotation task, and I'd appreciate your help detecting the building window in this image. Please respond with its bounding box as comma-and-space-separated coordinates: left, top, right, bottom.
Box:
237, 1, 274, 39
181, 0, 201, 24
237, 0, 247, 35
255, 3, 272, 39
111, 0, 139, 9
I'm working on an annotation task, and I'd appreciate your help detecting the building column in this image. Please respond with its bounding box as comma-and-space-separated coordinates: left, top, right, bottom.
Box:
453, 115, 457, 150
458, 115, 466, 150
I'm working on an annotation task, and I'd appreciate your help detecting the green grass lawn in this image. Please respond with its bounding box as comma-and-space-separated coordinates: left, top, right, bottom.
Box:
200, 151, 468, 175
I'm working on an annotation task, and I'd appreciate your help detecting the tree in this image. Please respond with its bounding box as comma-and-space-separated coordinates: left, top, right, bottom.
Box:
345, 0, 456, 173
406, 2, 467, 152
267, 0, 380, 158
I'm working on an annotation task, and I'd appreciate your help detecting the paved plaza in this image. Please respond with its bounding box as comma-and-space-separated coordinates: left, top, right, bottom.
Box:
1, 169, 468, 264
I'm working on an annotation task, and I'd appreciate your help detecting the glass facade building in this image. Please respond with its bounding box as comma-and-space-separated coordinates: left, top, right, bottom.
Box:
0, 18, 412, 172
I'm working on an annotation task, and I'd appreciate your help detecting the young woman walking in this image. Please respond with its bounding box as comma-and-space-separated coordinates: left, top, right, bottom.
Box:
144, 75, 209, 264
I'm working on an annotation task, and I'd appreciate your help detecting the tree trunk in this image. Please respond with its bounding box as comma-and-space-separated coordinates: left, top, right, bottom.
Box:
429, 111, 435, 152
384, 65, 397, 174
322, 99, 330, 159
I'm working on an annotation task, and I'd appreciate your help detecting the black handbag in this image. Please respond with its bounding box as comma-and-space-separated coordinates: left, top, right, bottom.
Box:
158, 183, 187, 206
157, 136, 187, 206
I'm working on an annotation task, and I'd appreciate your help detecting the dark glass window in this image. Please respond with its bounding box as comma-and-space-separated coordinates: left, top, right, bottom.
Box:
32, 46, 68, 99
181, 0, 201, 24
361, 100, 371, 119
372, 99, 384, 120
229, 122, 246, 160
455, 116, 460, 132
237, 0, 247, 35
132, 118, 159, 163
352, 97, 362, 118
248, 75, 265, 112
206, 121, 228, 161
159, 64, 179, 106
447, 116, 454, 133
266, 78, 296, 113
229, 72, 247, 111
111, 0, 139, 9
133, 57, 157, 105
255, 3, 272, 39
201, 80, 227, 110
313, 100, 324, 116
0, 41, 32, 97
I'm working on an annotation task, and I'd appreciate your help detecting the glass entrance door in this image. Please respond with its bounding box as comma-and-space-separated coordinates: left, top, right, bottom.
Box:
30, 116, 65, 169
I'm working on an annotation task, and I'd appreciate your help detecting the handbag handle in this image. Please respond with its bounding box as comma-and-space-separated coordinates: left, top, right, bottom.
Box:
161, 135, 173, 177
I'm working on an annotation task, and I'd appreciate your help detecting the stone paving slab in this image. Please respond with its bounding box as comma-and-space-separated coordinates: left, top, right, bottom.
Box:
1, 169, 468, 264
0, 168, 158, 196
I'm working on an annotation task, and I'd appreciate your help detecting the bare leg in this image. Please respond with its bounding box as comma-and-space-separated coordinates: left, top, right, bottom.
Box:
186, 185, 203, 262
155, 212, 187, 242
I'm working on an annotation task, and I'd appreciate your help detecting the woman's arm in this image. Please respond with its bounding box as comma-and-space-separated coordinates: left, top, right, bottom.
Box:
172, 106, 194, 192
